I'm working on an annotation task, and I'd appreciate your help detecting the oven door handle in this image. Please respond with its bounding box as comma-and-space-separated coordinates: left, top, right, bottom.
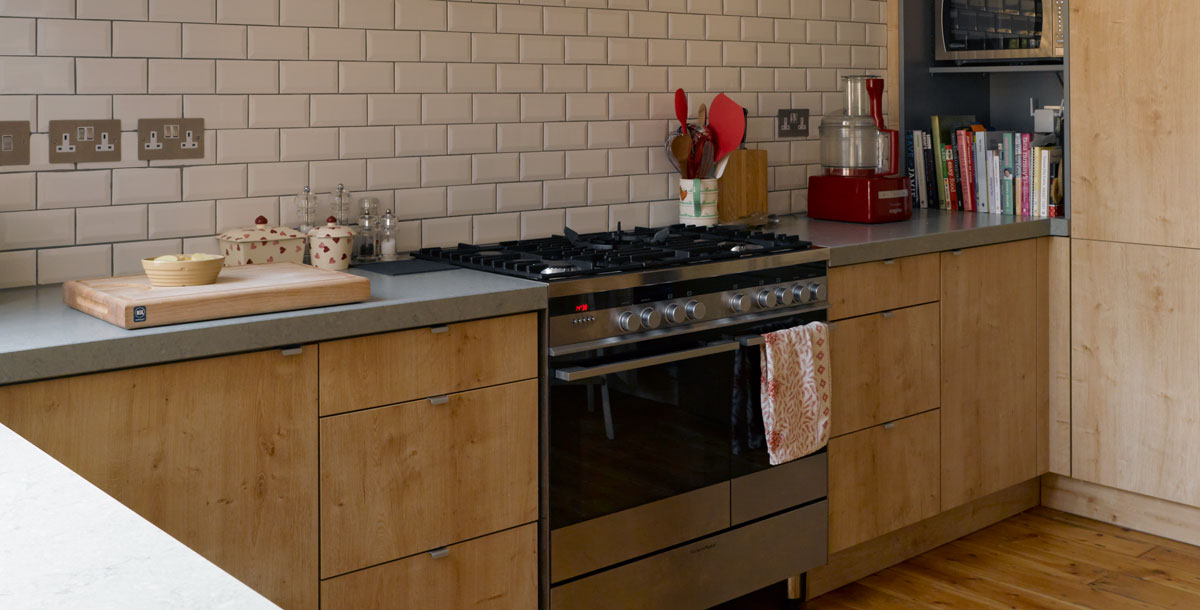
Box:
553, 341, 740, 382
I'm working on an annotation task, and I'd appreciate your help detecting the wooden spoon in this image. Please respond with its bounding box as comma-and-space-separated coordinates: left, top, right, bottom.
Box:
671, 131, 693, 178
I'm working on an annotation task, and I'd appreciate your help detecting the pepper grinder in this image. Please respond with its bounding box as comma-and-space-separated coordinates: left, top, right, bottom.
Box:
331, 184, 353, 226
355, 197, 381, 263
294, 186, 318, 233
380, 209, 399, 261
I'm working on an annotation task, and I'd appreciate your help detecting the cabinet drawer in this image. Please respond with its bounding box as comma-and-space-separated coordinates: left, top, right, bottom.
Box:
319, 380, 539, 577
318, 312, 537, 416
831, 303, 940, 436
828, 410, 940, 553
828, 254, 939, 320
321, 524, 538, 610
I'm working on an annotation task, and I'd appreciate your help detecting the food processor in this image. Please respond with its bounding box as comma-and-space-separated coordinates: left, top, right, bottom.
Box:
807, 75, 912, 223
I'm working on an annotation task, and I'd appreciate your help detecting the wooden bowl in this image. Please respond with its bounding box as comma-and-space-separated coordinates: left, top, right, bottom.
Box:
141, 256, 225, 287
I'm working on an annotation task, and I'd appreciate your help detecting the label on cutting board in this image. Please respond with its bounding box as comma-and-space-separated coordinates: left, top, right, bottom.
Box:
777, 109, 810, 138
133, 306, 147, 323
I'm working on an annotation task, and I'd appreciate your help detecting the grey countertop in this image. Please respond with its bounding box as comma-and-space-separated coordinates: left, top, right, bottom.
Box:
0, 210, 1066, 386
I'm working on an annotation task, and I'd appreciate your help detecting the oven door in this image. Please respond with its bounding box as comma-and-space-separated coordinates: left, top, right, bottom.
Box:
549, 306, 827, 584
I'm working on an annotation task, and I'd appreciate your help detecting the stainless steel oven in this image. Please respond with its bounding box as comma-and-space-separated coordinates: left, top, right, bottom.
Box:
935, 0, 1065, 62
547, 261, 830, 609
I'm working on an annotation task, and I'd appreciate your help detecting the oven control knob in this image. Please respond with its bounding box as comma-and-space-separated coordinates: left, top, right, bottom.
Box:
775, 286, 795, 306
640, 307, 662, 330
808, 282, 827, 302
728, 293, 747, 313
618, 311, 640, 332
685, 300, 706, 320
792, 284, 811, 304
755, 289, 778, 309
664, 303, 687, 324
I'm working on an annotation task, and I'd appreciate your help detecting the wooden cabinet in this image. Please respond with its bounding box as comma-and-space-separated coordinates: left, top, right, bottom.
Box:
828, 410, 940, 553
828, 253, 939, 320
1070, 1, 1200, 248
321, 524, 538, 610
320, 379, 539, 578
1071, 239, 1200, 507
830, 302, 940, 437
0, 348, 319, 610
940, 241, 1038, 510
318, 313, 538, 416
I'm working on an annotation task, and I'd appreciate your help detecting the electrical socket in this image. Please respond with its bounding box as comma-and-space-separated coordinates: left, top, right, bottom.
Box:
48, 119, 122, 164
138, 118, 205, 161
0, 120, 31, 166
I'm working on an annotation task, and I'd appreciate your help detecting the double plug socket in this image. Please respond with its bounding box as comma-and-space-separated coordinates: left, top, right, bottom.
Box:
49, 119, 122, 163
138, 118, 205, 161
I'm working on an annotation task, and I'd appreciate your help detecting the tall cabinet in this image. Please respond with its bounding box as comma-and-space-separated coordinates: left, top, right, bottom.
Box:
1069, 1, 1200, 507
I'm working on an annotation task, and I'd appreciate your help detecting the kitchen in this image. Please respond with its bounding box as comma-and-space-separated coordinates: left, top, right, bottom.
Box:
0, 0, 1195, 608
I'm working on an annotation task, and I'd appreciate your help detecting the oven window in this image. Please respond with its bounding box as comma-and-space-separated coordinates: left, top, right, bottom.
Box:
550, 347, 735, 530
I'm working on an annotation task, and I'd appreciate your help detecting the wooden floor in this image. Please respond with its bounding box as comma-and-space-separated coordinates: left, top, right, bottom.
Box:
803, 506, 1200, 609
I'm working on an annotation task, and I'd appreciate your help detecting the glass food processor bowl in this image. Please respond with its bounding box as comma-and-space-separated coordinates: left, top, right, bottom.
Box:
818, 75, 893, 177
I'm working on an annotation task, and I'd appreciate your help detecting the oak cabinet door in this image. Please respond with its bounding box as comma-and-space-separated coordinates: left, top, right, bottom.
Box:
828, 253, 939, 320
0, 348, 320, 610
940, 240, 1038, 510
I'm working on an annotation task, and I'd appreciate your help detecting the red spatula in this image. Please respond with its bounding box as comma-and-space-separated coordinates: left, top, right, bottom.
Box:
674, 88, 688, 131
708, 93, 746, 162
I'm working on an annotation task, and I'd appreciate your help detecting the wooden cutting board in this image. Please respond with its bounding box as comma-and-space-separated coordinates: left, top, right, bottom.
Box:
63, 263, 371, 329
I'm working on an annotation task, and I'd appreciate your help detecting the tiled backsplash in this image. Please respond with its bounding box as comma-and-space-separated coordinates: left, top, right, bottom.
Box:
0, 0, 889, 287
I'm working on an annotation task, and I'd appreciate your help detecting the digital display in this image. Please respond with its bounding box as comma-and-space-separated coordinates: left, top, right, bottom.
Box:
575, 304, 589, 312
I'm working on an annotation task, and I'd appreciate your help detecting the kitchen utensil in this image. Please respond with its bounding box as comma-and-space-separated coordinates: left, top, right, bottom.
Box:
807, 75, 912, 224
331, 183, 353, 225
380, 209, 399, 260
714, 156, 730, 179
308, 216, 357, 270
218, 215, 307, 266
62, 263, 370, 330
294, 186, 318, 233
716, 149, 768, 223
674, 88, 688, 130
665, 132, 684, 174
697, 103, 708, 129
354, 197, 381, 263
708, 93, 747, 162
672, 131, 693, 177
140, 254, 224, 287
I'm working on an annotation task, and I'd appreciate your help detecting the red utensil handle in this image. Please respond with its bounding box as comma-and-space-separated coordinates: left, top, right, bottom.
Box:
883, 128, 899, 176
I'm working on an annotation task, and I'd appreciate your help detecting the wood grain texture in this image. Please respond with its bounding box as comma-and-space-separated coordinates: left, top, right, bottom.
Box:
828, 410, 941, 553
319, 380, 539, 577
828, 254, 939, 321
1070, 1, 1200, 248
1071, 240, 1200, 507
716, 149, 767, 223
318, 312, 537, 416
1041, 237, 1071, 476
830, 303, 939, 436
62, 262, 370, 329
0, 349, 319, 610
806, 478, 1039, 599
1043, 474, 1200, 551
940, 241, 1038, 510
320, 525, 537, 610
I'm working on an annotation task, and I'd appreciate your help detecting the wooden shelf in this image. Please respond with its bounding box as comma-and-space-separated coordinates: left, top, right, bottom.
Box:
929, 64, 1064, 75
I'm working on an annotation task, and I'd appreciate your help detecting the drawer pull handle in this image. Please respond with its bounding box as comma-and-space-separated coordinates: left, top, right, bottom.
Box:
429, 395, 450, 406
280, 347, 303, 356
429, 547, 450, 559
883, 422, 895, 430
951, 249, 964, 256
430, 325, 450, 334
881, 311, 894, 319
882, 259, 896, 265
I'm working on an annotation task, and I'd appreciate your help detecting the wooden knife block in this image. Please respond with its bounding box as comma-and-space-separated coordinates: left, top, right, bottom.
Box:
717, 149, 768, 223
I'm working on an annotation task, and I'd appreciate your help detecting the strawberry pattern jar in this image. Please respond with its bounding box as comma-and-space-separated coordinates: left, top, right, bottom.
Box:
218, 215, 307, 267
307, 216, 356, 270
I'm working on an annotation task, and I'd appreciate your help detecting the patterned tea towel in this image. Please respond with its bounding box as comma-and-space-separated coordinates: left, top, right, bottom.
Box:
760, 321, 831, 465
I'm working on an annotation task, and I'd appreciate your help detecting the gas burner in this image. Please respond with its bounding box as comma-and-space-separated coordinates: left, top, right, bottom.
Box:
728, 243, 765, 253
540, 262, 580, 276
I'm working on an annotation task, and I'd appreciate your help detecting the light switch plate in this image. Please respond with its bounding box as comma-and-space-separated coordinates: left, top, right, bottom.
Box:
48, 119, 122, 164
138, 118, 205, 161
0, 120, 30, 166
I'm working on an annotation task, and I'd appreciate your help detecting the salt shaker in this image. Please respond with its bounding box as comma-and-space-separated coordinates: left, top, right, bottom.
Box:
332, 184, 354, 226
354, 197, 381, 263
380, 209, 399, 261
294, 186, 318, 233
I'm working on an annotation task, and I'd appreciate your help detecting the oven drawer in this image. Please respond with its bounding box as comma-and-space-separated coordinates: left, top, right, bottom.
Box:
828, 254, 939, 320
828, 410, 940, 552
321, 524, 538, 610
318, 312, 538, 416
551, 501, 828, 610
320, 380, 539, 577
830, 302, 940, 436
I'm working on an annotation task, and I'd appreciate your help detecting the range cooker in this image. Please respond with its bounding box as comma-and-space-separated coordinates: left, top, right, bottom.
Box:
417, 224, 831, 609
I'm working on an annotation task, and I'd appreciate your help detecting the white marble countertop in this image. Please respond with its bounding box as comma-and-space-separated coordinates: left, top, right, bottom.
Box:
0, 423, 281, 610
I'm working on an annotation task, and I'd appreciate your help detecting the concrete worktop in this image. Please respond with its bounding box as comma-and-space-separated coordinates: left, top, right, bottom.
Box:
0, 210, 1065, 386
0, 422, 281, 610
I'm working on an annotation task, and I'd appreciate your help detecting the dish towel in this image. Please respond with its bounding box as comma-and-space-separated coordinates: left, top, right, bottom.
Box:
731, 344, 766, 455
760, 321, 832, 465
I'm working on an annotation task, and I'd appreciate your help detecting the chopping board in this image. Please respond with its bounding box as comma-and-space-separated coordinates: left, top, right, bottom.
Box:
63, 263, 371, 329
717, 149, 768, 223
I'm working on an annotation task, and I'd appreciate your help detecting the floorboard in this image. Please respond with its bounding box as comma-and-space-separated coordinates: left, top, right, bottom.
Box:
720, 507, 1200, 609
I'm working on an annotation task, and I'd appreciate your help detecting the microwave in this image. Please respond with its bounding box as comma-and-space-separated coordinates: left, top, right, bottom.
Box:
935, 0, 1065, 62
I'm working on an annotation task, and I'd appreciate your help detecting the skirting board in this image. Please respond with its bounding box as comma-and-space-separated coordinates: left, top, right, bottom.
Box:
1041, 474, 1200, 548
806, 478, 1040, 599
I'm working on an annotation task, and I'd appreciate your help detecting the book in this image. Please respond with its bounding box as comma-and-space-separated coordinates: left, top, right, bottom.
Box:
944, 144, 959, 210
906, 131, 918, 207
1013, 133, 1023, 215
922, 132, 937, 209
1041, 147, 1063, 217
956, 130, 974, 212
913, 131, 929, 209
974, 131, 989, 213
988, 150, 1002, 215
1020, 133, 1033, 216
1000, 132, 1015, 215
1030, 145, 1041, 217
930, 115, 976, 209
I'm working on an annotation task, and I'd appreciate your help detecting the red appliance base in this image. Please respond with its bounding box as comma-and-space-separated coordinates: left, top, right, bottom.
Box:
806, 175, 912, 224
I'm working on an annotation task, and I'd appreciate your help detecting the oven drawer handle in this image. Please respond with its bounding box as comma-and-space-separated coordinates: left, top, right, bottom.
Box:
553, 341, 740, 382
739, 335, 765, 347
